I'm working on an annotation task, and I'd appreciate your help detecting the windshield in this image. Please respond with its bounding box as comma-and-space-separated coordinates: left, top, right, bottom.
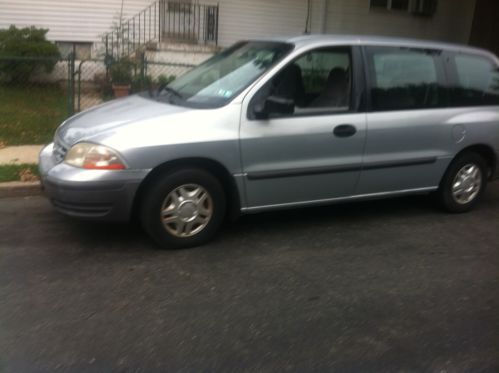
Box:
158, 41, 294, 108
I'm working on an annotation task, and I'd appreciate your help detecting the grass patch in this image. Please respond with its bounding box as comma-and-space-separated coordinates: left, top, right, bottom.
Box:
0, 164, 39, 182
0, 84, 68, 145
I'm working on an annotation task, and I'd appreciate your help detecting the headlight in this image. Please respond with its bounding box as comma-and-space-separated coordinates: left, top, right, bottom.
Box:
64, 142, 127, 170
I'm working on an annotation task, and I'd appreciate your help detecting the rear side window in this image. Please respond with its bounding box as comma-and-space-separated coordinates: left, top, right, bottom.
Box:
452, 54, 499, 106
366, 46, 444, 111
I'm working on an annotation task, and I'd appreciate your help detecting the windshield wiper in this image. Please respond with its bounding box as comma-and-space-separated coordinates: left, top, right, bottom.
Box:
158, 84, 183, 100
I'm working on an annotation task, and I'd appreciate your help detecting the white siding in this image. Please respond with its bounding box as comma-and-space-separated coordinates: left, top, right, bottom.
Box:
215, 0, 476, 47
0, 0, 314, 47
0, 0, 154, 43
0, 0, 477, 49
216, 0, 323, 47
324, 0, 476, 44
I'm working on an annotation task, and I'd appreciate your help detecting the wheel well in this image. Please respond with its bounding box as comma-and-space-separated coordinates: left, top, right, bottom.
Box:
455, 144, 497, 179
131, 158, 241, 222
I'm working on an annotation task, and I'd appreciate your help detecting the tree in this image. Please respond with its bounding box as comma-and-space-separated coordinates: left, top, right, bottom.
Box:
0, 25, 61, 83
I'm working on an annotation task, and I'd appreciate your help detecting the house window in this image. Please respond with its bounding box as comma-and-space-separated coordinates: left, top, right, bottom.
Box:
56, 42, 92, 60
371, 0, 389, 8
167, 0, 193, 13
391, 0, 410, 10
370, 0, 410, 12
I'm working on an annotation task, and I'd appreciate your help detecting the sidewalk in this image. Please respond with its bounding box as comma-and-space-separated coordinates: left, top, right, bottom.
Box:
0, 145, 43, 197
0, 145, 43, 165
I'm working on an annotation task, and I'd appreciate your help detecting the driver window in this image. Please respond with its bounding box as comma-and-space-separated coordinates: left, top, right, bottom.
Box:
251, 47, 352, 118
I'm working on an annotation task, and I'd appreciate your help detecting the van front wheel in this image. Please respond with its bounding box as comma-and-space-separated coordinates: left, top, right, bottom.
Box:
438, 153, 487, 213
140, 168, 226, 249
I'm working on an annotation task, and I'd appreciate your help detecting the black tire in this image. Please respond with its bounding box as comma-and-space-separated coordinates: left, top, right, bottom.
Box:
140, 168, 226, 249
437, 152, 488, 213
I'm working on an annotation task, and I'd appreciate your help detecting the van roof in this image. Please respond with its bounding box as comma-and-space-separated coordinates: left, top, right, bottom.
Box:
252, 34, 498, 60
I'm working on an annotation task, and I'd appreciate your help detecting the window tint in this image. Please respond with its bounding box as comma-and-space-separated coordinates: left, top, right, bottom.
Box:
452, 54, 499, 106
250, 47, 352, 117
366, 47, 444, 111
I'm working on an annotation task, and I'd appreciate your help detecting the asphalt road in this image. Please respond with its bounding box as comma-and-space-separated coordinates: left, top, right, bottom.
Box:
1, 187, 499, 372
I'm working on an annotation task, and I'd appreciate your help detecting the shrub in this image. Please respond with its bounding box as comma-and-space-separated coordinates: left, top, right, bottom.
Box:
110, 58, 134, 85
0, 26, 60, 83
131, 74, 153, 92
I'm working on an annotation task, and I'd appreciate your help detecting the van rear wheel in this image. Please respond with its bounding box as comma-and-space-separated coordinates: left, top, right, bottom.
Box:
140, 168, 226, 249
438, 152, 487, 213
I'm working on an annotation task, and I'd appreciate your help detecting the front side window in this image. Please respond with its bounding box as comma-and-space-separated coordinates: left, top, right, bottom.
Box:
366, 46, 444, 111
249, 47, 352, 118
452, 54, 499, 106
159, 41, 293, 108
294, 48, 351, 111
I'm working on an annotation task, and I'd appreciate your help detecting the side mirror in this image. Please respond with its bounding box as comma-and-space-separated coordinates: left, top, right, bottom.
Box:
253, 96, 295, 119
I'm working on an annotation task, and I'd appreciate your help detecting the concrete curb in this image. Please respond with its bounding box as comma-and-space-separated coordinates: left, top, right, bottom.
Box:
0, 181, 42, 198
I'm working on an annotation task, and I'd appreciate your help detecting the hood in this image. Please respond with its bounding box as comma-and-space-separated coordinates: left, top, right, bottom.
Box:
57, 94, 187, 145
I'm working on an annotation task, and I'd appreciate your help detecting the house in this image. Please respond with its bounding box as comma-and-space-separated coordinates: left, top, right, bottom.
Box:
0, 0, 497, 59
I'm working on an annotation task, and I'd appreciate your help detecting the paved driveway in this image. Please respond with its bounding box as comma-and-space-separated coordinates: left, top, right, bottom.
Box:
1, 188, 499, 372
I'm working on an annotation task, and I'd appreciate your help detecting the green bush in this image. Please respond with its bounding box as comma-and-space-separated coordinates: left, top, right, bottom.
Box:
110, 58, 134, 85
0, 26, 60, 83
131, 74, 152, 92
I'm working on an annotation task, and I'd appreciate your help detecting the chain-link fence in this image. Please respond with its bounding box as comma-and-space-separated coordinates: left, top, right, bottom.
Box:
75, 55, 195, 111
0, 56, 72, 145
0, 53, 196, 146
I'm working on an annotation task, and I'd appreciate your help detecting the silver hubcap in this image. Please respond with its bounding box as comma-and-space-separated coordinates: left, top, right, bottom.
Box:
161, 184, 213, 238
452, 163, 482, 205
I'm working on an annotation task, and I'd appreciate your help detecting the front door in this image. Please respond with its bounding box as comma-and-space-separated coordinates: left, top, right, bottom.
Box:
240, 46, 367, 210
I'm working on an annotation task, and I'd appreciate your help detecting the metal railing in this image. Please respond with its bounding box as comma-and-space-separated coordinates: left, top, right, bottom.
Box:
104, 1, 160, 60
104, 1, 219, 60
74, 54, 195, 112
160, 1, 219, 45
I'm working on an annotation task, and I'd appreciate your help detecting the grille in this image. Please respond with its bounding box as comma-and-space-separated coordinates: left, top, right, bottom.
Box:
53, 137, 68, 164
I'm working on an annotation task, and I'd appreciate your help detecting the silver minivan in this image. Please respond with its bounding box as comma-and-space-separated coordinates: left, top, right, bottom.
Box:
39, 35, 499, 248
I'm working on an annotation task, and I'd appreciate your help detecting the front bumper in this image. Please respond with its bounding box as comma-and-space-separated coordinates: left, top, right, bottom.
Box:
39, 143, 150, 222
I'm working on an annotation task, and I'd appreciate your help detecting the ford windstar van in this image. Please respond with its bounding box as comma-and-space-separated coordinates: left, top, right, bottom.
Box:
39, 35, 499, 248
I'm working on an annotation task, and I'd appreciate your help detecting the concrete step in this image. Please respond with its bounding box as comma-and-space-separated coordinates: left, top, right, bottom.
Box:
145, 50, 212, 66
147, 41, 219, 53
